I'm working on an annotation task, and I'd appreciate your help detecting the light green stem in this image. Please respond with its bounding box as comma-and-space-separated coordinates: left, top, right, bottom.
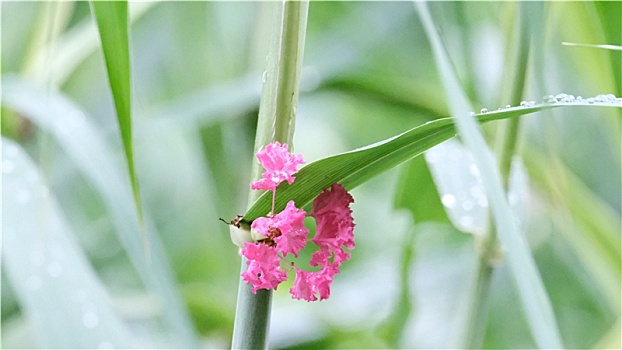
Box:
231, 1, 309, 349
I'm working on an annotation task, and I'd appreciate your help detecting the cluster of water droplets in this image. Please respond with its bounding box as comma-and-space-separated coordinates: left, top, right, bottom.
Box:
541, 93, 619, 104
426, 140, 490, 236
476, 93, 621, 114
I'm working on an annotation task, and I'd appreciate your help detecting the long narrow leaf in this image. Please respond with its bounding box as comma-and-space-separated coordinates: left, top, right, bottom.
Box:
90, 1, 144, 235
242, 100, 620, 224
1, 75, 199, 347
2, 138, 135, 348
415, 2, 563, 347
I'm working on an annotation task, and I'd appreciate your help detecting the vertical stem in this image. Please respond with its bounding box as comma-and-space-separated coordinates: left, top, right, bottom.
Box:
231, 1, 309, 349
461, 2, 533, 348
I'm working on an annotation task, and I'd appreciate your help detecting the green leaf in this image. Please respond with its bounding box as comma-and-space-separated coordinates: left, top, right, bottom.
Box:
394, 155, 450, 224
242, 100, 621, 224
90, 0, 144, 235
2, 138, 135, 348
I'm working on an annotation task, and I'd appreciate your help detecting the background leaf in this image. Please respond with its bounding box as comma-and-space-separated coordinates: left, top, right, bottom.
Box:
90, 0, 143, 234
2, 138, 135, 348
415, 2, 563, 347
1, 75, 199, 347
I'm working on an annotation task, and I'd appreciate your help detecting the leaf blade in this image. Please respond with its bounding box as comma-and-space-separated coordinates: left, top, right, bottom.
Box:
242, 101, 621, 223
90, 0, 143, 231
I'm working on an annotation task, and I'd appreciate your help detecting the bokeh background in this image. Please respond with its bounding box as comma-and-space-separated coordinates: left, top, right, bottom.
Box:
2, 1, 620, 349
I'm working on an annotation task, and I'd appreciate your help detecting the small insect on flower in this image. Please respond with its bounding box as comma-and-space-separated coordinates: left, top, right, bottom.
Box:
219, 214, 244, 228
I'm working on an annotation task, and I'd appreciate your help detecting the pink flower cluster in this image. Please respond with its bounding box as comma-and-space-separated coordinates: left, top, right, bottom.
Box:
242, 142, 355, 301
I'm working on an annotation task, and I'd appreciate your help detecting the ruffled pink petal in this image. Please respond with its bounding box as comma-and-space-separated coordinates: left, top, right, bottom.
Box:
290, 268, 317, 302
250, 142, 305, 191
250, 216, 273, 237
310, 184, 356, 264
241, 242, 287, 293
272, 201, 309, 257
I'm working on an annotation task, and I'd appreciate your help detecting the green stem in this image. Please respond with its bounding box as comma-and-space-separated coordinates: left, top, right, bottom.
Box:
231, 1, 309, 349
462, 2, 533, 348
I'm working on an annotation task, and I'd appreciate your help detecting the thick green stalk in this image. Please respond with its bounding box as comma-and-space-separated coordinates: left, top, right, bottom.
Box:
462, 2, 534, 348
231, 1, 309, 349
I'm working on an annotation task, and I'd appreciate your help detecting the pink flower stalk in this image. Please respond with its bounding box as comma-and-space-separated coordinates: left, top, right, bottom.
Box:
241, 242, 287, 293
251, 201, 309, 257
250, 142, 305, 191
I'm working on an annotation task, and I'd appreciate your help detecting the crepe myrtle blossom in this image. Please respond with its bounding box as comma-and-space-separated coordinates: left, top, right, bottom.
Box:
250, 141, 305, 192
251, 200, 309, 258
241, 242, 287, 293
241, 185, 355, 301
240, 142, 355, 301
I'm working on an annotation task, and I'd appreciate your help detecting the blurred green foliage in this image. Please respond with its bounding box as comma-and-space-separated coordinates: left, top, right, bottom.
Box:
1, 1, 620, 349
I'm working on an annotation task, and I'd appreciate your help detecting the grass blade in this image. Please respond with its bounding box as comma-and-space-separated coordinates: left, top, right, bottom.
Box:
2, 138, 135, 348
90, 0, 144, 241
2, 75, 199, 347
415, 2, 563, 347
242, 99, 620, 224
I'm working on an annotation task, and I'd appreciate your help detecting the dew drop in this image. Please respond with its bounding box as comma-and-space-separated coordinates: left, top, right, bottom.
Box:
505, 104, 511, 109
576, 96, 583, 101
441, 194, 457, 208
543, 95, 555, 103
478, 196, 489, 208
459, 215, 474, 228
83, 312, 100, 328
605, 94, 616, 102
520, 101, 527, 107
462, 200, 474, 211
16, 189, 32, 204
561, 94, 575, 102
587, 97, 595, 104
469, 163, 480, 177
555, 93, 567, 101
2, 160, 15, 174
480, 108, 488, 114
